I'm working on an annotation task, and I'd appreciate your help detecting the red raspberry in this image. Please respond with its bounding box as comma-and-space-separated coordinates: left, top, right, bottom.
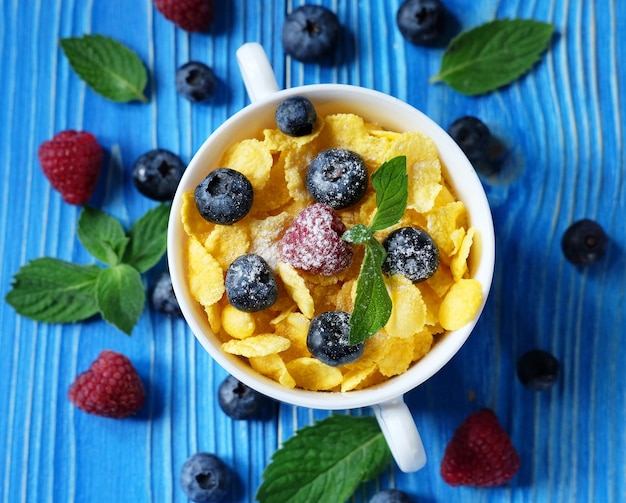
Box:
441, 409, 521, 487
68, 350, 145, 419
37, 130, 103, 205
154, 0, 215, 32
280, 203, 353, 276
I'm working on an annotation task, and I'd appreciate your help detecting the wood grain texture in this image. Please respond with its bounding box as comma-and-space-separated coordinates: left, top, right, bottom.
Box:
0, 0, 624, 501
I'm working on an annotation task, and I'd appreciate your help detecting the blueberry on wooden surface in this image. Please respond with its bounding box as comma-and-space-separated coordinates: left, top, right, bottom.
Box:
175, 61, 217, 102
194, 168, 253, 225
561, 219, 608, 265
275, 96, 317, 137
516, 349, 560, 391
447, 116, 492, 165
396, 0, 447, 46
225, 254, 278, 312
218, 375, 265, 419
281, 4, 341, 62
150, 271, 183, 317
369, 489, 412, 503
307, 311, 364, 366
306, 148, 368, 209
382, 227, 439, 283
132, 149, 185, 201
180, 453, 231, 503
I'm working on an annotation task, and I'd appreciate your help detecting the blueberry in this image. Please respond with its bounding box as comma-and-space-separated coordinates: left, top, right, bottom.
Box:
561, 219, 608, 265
194, 168, 254, 225
370, 489, 412, 503
282, 5, 341, 62
180, 453, 231, 503
382, 227, 439, 283
275, 96, 317, 137
306, 149, 368, 209
175, 61, 217, 103
396, 0, 446, 46
307, 311, 364, 367
132, 149, 185, 201
225, 254, 278, 312
218, 375, 265, 419
447, 116, 492, 165
516, 349, 560, 391
150, 271, 183, 317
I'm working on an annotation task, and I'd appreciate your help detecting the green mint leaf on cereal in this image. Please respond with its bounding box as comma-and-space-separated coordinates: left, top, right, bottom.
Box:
60, 34, 149, 103
342, 224, 373, 244
78, 206, 129, 266
96, 264, 145, 335
430, 19, 555, 96
369, 156, 408, 232
122, 204, 170, 272
349, 238, 392, 345
5, 258, 101, 323
256, 415, 391, 503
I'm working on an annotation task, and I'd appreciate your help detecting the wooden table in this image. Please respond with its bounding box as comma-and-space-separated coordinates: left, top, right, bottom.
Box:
1, 1, 624, 501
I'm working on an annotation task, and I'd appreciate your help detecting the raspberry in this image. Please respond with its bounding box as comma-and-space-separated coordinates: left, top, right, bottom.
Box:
279, 203, 353, 276
68, 350, 145, 419
154, 0, 214, 33
441, 409, 520, 487
37, 130, 103, 205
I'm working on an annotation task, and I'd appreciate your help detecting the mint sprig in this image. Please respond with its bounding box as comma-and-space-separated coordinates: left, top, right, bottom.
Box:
60, 34, 149, 103
343, 156, 408, 345
6, 205, 169, 335
430, 19, 555, 96
256, 415, 392, 503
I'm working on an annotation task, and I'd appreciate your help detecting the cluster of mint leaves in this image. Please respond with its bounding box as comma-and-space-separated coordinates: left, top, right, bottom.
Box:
342, 155, 408, 345
6, 205, 169, 335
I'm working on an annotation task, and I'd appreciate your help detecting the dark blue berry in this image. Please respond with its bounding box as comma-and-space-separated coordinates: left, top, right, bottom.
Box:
275, 96, 317, 137
396, 0, 446, 46
516, 350, 560, 391
561, 219, 608, 265
175, 62, 217, 103
180, 453, 231, 503
194, 168, 254, 225
150, 271, 182, 317
370, 489, 412, 503
307, 311, 364, 367
282, 5, 341, 62
306, 149, 368, 210
218, 375, 265, 419
225, 254, 278, 312
382, 227, 439, 282
132, 149, 185, 201
447, 116, 492, 165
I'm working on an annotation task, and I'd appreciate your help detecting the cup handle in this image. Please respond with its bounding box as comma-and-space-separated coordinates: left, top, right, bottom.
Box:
371, 396, 427, 472
236, 42, 280, 103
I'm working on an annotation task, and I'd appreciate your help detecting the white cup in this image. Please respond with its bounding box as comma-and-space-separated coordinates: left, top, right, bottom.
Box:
168, 42, 495, 473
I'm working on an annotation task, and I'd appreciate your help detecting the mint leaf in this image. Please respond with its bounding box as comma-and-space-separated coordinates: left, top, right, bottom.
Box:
256, 415, 391, 503
60, 34, 148, 103
78, 206, 129, 266
349, 239, 392, 345
122, 204, 170, 272
369, 156, 408, 232
5, 258, 101, 323
430, 19, 555, 96
342, 224, 373, 244
95, 264, 145, 335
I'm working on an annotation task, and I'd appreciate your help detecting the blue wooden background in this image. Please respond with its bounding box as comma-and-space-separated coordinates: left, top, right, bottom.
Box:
1, 0, 624, 502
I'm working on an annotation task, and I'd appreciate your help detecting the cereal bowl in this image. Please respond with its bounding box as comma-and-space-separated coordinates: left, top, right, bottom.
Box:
168, 43, 495, 472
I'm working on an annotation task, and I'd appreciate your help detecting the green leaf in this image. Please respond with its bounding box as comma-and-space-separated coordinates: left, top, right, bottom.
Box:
77, 206, 129, 266
342, 224, 373, 244
430, 19, 555, 96
256, 415, 392, 503
369, 156, 408, 232
95, 264, 145, 335
60, 34, 148, 103
122, 204, 170, 273
349, 239, 392, 345
5, 258, 101, 323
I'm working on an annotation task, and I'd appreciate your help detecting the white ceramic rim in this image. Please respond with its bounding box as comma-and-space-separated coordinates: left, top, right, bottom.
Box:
168, 83, 495, 410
